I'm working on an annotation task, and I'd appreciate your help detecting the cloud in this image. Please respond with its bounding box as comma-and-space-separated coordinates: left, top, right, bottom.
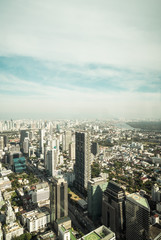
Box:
0, 72, 161, 119
0, 0, 161, 119
0, 0, 161, 70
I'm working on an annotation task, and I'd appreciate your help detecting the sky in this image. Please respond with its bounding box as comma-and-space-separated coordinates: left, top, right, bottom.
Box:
0, 0, 161, 120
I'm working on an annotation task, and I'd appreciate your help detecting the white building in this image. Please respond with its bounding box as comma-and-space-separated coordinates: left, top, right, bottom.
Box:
31, 182, 49, 203
4, 201, 23, 240
21, 208, 50, 233
23, 137, 29, 154
3, 222, 23, 240
0, 176, 12, 191
69, 142, 75, 160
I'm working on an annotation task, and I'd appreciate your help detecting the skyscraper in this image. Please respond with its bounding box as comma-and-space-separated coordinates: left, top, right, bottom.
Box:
50, 176, 68, 225
46, 148, 58, 177
91, 142, 99, 156
74, 131, 91, 193
20, 130, 28, 152
88, 177, 108, 221
39, 129, 44, 155
102, 181, 126, 240
126, 193, 150, 240
62, 131, 72, 152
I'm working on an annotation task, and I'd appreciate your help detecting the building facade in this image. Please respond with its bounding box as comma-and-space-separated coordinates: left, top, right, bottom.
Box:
126, 193, 150, 240
102, 181, 126, 240
88, 177, 108, 221
74, 131, 91, 193
21, 208, 50, 233
50, 176, 68, 225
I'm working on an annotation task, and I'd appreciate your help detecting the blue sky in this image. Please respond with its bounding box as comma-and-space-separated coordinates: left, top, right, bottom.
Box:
0, 0, 161, 119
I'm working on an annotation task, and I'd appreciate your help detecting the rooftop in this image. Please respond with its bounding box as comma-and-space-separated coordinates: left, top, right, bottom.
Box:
83, 232, 100, 240
127, 193, 150, 210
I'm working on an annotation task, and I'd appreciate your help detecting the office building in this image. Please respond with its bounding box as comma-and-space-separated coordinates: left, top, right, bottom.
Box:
50, 176, 68, 225
39, 129, 45, 155
74, 131, 91, 193
62, 131, 72, 152
20, 130, 29, 151
0, 137, 4, 151
126, 193, 150, 240
88, 177, 108, 221
102, 181, 126, 240
30, 182, 50, 204
23, 137, 29, 154
69, 142, 75, 160
46, 148, 58, 177
91, 142, 99, 156
13, 157, 26, 173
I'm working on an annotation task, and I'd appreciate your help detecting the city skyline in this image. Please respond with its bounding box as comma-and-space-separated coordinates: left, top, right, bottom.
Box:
0, 0, 161, 120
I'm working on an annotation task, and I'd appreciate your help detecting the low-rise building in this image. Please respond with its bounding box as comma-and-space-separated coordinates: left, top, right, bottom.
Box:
21, 208, 50, 233
0, 176, 11, 190
3, 222, 23, 240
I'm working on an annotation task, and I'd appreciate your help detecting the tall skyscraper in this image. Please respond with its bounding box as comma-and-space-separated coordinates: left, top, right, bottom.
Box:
20, 130, 28, 151
88, 177, 108, 221
102, 181, 126, 240
0, 136, 4, 151
46, 148, 58, 177
62, 131, 72, 152
39, 129, 45, 155
50, 176, 68, 225
74, 131, 91, 193
69, 142, 75, 160
126, 193, 150, 240
91, 142, 99, 156
23, 137, 29, 154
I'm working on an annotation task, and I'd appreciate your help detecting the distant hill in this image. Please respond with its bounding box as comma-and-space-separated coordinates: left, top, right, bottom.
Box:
127, 121, 161, 131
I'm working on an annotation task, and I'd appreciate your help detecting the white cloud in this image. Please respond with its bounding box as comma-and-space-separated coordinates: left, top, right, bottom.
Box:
0, 74, 160, 119
0, 0, 161, 70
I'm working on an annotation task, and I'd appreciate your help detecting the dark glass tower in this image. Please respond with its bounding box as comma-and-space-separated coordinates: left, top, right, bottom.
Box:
126, 193, 150, 240
74, 131, 91, 193
50, 176, 68, 225
102, 181, 126, 240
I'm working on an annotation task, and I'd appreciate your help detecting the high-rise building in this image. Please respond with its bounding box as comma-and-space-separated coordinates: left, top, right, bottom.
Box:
23, 137, 29, 154
20, 130, 28, 151
13, 157, 26, 173
62, 131, 72, 152
39, 129, 45, 155
46, 148, 58, 177
74, 131, 91, 193
50, 176, 68, 225
91, 142, 99, 156
69, 142, 75, 160
102, 181, 126, 240
0, 137, 4, 151
126, 193, 150, 240
88, 177, 108, 221
152, 184, 161, 202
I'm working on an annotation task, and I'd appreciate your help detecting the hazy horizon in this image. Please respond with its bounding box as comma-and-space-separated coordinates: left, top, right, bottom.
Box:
0, 0, 161, 120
